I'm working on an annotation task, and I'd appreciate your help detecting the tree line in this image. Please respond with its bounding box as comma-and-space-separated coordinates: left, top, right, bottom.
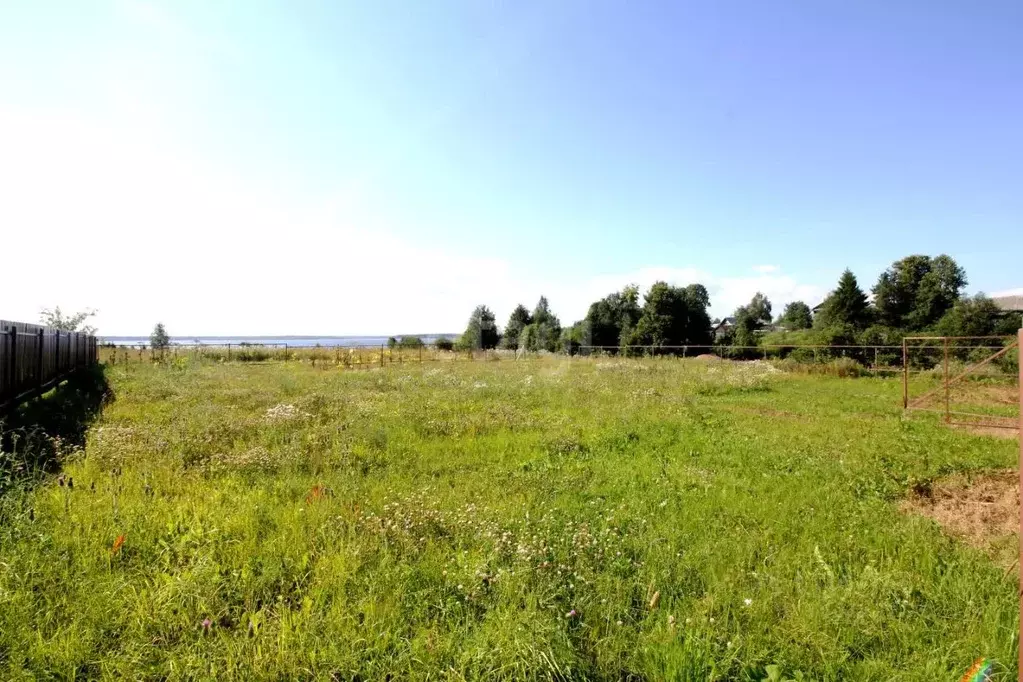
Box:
455, 254, 1019, 357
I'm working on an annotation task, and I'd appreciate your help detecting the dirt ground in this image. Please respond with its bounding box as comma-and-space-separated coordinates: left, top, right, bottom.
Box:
902, 470, 1019, 567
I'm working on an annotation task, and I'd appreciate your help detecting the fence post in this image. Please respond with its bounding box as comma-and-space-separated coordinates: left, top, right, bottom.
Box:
380, 344, 384, 368
37, 328, 44, 385
943, 337, 950, 424
227, 343, 231, 361
902, 339, 908, 409
55, 331, 60, 374
8, 327, 18, 393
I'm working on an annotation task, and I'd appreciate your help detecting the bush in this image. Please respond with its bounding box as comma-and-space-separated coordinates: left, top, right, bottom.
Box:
399, 336, 424, 349
434, 337, 454, 352
774, 357, 868, 378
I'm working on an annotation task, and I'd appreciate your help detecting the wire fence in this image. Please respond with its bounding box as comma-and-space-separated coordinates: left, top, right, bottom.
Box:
98, 340, 1019, 375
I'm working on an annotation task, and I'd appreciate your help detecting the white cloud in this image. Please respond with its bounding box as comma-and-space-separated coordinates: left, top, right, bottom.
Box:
751, 264, 780, 274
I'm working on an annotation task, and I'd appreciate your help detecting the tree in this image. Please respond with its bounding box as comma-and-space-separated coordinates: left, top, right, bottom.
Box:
582, 285, 642, 351
39, 307, 97, 334
933, 295, 1002, 338
746, 292, 773, 326
682, 284, 713, 345
872, 254, 966, 330
731, 292, 773, 349
522, 296, 562, 352
777, 301, 813, 330
387, 336, 398, 349
434, 336, 454, 351
500, 305, 532, 350
150, 323, 170, 351
459, 305, 499, 350
815, 269, 871, 330
398, 336, 424, 348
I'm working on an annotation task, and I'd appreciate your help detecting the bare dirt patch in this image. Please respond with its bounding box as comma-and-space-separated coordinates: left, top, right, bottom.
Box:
901, 471, 1019, 564
693, 354, 724, 362
949, 423, 1019, 440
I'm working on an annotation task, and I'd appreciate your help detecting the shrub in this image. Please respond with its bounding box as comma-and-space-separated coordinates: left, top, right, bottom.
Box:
434, 337, 454, 352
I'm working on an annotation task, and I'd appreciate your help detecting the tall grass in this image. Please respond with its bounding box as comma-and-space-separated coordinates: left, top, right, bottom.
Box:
0, 357, 1016, 679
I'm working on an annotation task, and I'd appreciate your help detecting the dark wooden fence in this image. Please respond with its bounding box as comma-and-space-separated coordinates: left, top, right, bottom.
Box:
0, 320, 98, 412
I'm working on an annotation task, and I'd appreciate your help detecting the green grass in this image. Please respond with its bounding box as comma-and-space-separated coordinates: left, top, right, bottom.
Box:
0, 357, 1018, 680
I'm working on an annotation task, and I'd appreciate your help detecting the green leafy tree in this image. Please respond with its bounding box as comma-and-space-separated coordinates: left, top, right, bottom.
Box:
626, 282, 715, 353
933, 295, 1003, 338
872, 255, 966, 330
777, 301, 813, 330
682, 284, 713, 346
398, 336, 424, 348
522, 296, 562, 352
582, 284, 642, 352
500, 304, 533, 350
815, 270, 871, 330
434, 336, 454, 351
387, 336, 398, 349
730, 292, 773, 350
459, 305, 499, 350
150, 323, 170, 351
39, 307, 97, 334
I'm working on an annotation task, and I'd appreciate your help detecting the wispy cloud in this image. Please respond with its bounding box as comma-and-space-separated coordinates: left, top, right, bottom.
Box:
752, 264, 780, 274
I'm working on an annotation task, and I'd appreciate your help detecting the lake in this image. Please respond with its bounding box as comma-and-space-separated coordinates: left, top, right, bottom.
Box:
99, 335, 458, 348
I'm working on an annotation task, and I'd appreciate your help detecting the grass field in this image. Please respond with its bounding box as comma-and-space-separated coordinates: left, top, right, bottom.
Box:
0, 357, 1018, 680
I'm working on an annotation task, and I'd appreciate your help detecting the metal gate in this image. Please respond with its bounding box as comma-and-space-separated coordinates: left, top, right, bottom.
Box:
903, 335, 1020, 431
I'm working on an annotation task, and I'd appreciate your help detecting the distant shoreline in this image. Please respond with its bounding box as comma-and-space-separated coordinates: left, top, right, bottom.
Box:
99, 334, 459, 348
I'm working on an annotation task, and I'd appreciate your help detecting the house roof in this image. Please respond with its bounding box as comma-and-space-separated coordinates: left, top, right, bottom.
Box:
993, 294, 1023, 312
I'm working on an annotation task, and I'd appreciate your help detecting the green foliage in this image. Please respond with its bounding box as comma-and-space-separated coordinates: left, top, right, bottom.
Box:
500, 305, 533, 350
398, 336, 424, 349
459, 305, 499, 350
872, 255, 967, 331
815, 269, 871, 330
387, 336, 398, 349
434, 336, 454, 352
149, 323, 170, 351
777, 301, 813, 330
630, 281, 714, 352
729, 292, 772, 352
933, 295, 1004, 338
582, 285, 641, 351
39, 307, 97, 335
521, 296, 562, 352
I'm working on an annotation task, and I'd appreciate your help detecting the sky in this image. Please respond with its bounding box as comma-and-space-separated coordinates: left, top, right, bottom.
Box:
1, 1, 1021, 336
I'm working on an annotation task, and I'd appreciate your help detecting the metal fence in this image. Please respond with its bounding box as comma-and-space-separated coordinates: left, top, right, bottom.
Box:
0, 320, 99, 412
99, 341, 921, 369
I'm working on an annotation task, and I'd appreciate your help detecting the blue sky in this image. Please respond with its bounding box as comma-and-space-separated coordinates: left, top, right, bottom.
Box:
2, 1, 1020, 335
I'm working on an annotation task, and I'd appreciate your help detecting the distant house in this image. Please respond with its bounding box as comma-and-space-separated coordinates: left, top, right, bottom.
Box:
713, 317, 736, 340
992, 294, 1023, 314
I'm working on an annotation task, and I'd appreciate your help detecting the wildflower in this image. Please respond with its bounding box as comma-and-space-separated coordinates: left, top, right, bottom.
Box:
616, 620, 623, 626
202, 618, 212, 632
668, 615, 676, 626
743, 598, 752, 607
111, 534, 126, 555
726, 640, 732, 648
659, 500, 667, 508
565, 609, 577, 618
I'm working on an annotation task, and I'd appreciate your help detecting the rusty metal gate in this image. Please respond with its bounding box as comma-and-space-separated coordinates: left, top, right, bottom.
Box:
903, 335, 1020, 431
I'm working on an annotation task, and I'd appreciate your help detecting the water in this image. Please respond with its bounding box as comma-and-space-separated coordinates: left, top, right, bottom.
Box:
99, 335, 458, 348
